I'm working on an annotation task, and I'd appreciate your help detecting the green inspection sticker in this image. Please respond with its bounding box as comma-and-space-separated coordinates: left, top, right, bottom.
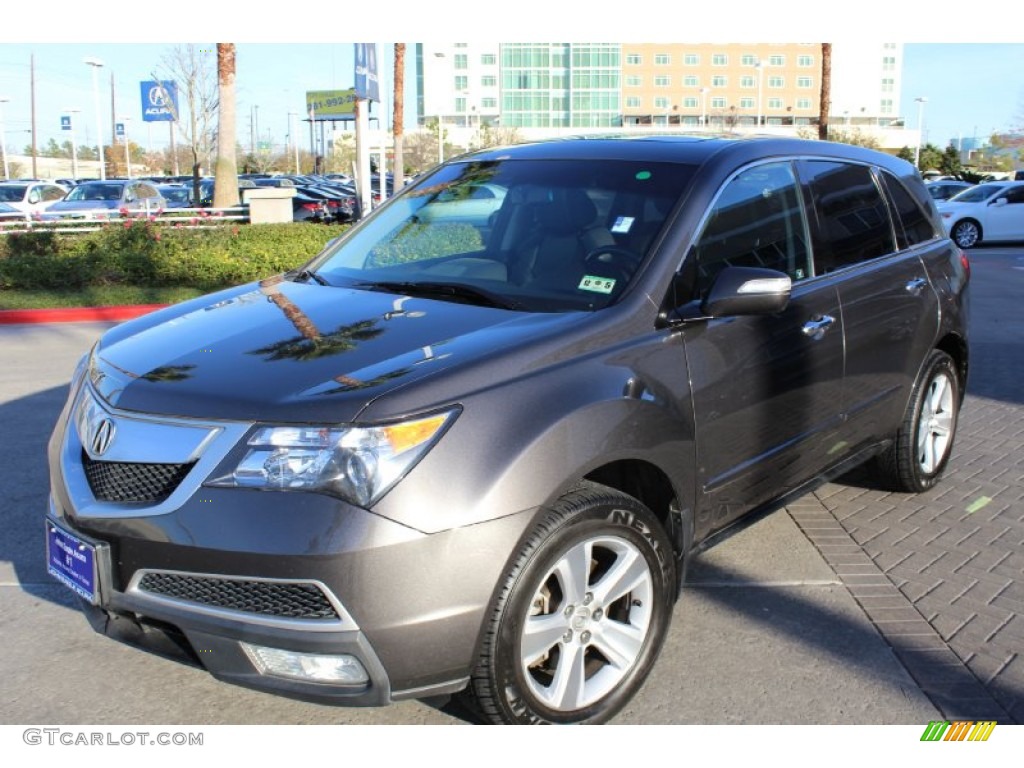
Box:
635, 170, 652, 180
578, 275, 617, 294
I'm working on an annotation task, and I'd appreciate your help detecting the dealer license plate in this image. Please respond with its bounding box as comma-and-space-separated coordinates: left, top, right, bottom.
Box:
46, 521, 98, 604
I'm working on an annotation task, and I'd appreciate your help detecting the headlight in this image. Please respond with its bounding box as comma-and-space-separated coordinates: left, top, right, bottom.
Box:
207, 409, 458, 507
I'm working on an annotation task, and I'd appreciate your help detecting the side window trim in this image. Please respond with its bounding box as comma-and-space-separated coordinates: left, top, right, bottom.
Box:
677, 158, 815, 299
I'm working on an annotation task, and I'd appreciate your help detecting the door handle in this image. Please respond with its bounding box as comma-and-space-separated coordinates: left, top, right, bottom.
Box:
801, 314, 836, 340
905, 277, 928, 295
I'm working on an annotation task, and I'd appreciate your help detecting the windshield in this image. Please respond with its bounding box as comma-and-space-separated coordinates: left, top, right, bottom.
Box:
0, 186, 27, 202
312, 158, 694, 312
947, 183, 1005, 203
65, 184, 124, 202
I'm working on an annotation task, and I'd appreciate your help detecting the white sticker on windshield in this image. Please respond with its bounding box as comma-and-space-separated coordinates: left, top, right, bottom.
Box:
578, 275, 617, 294
610, 216, 635, 234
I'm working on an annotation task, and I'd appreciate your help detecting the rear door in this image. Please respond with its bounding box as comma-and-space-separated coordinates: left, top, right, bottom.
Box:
982, 184, 1024, 241
798, 160, 940, 447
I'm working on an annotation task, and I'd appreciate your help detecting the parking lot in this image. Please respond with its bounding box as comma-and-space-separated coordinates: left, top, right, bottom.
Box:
0, 246, 1020, 726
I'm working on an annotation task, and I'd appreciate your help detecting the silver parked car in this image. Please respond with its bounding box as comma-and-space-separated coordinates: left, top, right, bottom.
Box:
44, 179, 167, 219
46, 136, 969, 724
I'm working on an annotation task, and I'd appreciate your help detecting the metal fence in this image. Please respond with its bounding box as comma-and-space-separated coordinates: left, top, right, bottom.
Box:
0, 207, 249, 236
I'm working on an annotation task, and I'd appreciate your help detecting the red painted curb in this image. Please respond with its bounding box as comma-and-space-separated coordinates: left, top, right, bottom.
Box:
0, 304, 169, 325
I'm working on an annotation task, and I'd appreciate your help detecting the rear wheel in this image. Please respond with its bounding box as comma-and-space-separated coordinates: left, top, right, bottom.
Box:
465, 481, 675, 724
875, 350, 960, 492
950, 219, 981, 249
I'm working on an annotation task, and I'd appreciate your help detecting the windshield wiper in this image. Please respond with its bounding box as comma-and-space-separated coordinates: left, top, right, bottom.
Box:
289, 269, 331, 286
354, 280, 522, 310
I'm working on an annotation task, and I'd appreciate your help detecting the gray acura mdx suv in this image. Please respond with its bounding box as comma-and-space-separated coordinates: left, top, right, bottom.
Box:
46, 135, 969, 724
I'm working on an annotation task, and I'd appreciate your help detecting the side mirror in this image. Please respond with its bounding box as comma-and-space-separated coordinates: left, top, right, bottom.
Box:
702, 266, 792, 317
990, 197, 1007, 207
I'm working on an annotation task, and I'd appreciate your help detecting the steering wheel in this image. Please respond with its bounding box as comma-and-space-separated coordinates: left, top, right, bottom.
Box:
583, 246, 643, 286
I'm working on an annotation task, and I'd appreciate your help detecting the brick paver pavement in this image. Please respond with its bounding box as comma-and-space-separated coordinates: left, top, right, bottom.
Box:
788, 247, 1024, 723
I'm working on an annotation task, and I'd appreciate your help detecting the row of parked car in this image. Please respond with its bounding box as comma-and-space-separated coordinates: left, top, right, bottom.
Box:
0, 173, 363, 225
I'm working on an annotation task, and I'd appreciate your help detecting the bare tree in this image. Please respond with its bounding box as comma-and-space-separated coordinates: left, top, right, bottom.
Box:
157, 44, 218, 200
818, 43, 832, 141
214, 44, 239, 208
393, 44, 406, 190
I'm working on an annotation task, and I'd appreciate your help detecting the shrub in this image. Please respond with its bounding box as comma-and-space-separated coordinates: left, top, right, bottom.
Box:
0, 222, 342, 292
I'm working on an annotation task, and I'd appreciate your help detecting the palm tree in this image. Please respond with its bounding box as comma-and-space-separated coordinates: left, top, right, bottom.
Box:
393, 44, 406, 190
250, 276, 384, 362
214, 44, 240, 208
818, 43, 832, 141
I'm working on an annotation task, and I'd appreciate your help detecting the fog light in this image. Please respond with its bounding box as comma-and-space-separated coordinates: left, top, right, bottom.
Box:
241, 643, 369, 685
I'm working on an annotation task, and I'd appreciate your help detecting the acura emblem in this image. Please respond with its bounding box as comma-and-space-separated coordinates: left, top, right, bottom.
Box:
90, 418, 116, 456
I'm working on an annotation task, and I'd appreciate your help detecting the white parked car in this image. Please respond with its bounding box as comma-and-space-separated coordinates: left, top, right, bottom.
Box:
936, 181, 1024, 248
0, 181, 69, 218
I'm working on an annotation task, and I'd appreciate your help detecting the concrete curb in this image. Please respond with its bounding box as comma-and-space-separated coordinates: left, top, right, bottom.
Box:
0, 305, 168, 325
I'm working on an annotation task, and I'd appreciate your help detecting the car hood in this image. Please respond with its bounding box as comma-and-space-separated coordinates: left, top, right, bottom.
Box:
48, 199, 119, 212
90, 277, 583, 423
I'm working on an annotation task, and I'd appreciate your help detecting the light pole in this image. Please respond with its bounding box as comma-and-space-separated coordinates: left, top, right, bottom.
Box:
119, 116, 132, 178
700, 87, 709, 128
0, 97, 10, 180
288, 112, 300, 174
84, 58, 105, 180
66, 108, 81, 179
753, 59, 764, 128
914, 96, 928, 169
434, 51, 447, 163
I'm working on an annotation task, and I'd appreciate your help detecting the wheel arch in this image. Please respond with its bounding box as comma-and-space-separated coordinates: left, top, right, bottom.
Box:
935, 331, 969, 402
583, 459, 693, 567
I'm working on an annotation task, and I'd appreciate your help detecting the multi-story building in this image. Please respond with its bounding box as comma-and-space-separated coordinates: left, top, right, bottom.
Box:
416, 42, 908, 145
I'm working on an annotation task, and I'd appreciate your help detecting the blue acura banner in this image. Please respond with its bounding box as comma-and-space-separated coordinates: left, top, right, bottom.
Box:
140, 80, 179, 122
354, 44, 380, 102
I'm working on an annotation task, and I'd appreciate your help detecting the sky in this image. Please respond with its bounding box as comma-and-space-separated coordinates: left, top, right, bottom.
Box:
1, 4, 1022, 160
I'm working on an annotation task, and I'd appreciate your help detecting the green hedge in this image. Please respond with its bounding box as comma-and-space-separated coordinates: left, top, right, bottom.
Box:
0, 222, 344, 292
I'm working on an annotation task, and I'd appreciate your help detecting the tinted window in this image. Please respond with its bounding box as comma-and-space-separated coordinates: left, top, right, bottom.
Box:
880, 172, 938, 248
691, 161, 811, 294
948, 183, 1004, 203
802, 161, 895, 272
1001, 186, 1024, 204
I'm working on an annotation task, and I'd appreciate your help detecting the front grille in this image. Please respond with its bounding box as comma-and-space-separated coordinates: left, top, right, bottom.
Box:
136, 572, 341, 621
82, 451, 193, 503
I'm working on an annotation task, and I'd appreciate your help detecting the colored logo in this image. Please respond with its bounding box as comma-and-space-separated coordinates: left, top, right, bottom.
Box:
920, 721, 996, 742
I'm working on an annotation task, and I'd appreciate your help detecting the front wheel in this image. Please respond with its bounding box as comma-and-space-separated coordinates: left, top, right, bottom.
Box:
465, 481, 675, 724
950, 219, 981, 249
874, 350, 960, 492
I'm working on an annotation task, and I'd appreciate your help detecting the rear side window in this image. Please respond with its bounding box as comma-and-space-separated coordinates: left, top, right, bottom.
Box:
801, 161, 895, 272
879, 172, 938, 248
691, 161, 812, 294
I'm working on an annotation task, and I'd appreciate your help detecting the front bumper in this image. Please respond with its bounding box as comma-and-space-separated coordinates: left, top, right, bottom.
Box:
47, 380, 535, 706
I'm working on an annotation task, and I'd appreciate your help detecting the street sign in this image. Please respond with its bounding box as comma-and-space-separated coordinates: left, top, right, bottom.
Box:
61, 115, 72, 131
140, 80, 179, 122
115, 123, 125, 138
305, 89, 356, 119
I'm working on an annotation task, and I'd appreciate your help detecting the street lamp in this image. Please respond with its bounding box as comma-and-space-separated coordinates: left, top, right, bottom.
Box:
699, 87, 709, 128
434, 51, 447, 163
0, 97, 10, 180
66, 108, 81, 179
119, 116, 132, 178
288, 112, 300, 174
753, 59, 764, 128
84, 58, 105, 180
914, 96, 928, 169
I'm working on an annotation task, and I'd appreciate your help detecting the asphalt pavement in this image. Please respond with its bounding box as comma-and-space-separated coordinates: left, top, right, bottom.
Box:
0, 246, 1020, 725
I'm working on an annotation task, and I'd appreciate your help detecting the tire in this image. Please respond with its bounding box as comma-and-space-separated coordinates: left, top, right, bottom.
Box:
465, 480, 676, 724
875, 350, 960, 493
950, 219, 981, 249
